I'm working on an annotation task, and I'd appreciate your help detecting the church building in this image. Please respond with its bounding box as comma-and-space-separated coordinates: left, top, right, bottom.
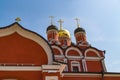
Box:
0, 17, 120, 80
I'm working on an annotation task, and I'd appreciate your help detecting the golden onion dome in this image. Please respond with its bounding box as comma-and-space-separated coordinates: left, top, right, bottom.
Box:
58, 29, 70, 38
57, 19, 70, 38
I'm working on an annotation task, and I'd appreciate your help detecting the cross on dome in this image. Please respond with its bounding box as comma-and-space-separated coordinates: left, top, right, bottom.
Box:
75, 18, 80, 28
49, 16, 54, 25
58, 19, 64, 30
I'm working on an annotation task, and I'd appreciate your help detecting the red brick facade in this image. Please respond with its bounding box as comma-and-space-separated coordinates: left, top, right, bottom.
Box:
0, 22, 119, 80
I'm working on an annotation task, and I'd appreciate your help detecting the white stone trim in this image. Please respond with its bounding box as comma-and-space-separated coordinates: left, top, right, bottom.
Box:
75, 32, 86, 36
42, 65, 61, 70
63, 73, 120, 77
65, 47, 83, 58
0, 66, 41, 71
101, 60, 107, 72
85, 48, 101, 57
47, 29, 58, 34
84, 60, 88, 72
0, 63, 35, 66
66, 56, 83, 59
54, 55, 65, 58
85, 57, 104, 60
45, 76, 58, 80
42, 64, 66, 74
82, 59, 87, 72
71, 61, 81, 72
42, 70, 58, 73
63, 73, 101, 77
0, 23, 53, 64
52, 45, 63, 55
64, 65, 68, 72
104, 74, 120, 77
67, 58, 82, 60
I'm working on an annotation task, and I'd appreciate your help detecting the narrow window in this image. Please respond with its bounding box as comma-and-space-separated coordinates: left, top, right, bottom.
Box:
71, 61, 81, 72
73, 66, 79, 72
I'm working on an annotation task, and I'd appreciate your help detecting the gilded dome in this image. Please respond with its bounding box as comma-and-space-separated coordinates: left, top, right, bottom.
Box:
58, 29, 70, 38
46, 25, 58, 32
74, 27, 86, 34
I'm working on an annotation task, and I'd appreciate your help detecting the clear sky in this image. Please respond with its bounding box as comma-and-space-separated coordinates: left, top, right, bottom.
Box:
0, 0, 120, 72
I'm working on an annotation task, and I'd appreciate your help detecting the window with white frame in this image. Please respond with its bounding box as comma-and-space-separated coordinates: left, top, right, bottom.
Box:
71, 61, 80, 72
73, 66, 79, 72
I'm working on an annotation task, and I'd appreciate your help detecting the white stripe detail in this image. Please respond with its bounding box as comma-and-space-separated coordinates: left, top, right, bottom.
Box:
0, 66, 41, 71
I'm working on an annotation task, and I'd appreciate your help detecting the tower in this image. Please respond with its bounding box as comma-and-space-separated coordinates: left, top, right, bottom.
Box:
46, 16, 59, 44
58, 19, 71, 48
74, 18, 88, 47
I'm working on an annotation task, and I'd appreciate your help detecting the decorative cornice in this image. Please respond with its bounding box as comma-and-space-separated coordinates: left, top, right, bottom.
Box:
65, 46, 83, 57
63, 72, 120, 77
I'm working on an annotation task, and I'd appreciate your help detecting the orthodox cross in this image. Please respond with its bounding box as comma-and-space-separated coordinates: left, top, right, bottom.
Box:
58, 19, 64, 30
49, 16, 54, 25
75, 18, 80, 28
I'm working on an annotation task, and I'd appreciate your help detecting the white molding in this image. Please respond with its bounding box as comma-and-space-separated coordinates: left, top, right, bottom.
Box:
82, 59, 87, 72
64, 65, 68, 72
42, 65, 61, 70
47, 29, 58, 34
85, 57, 104, 60
66, 56, 83, 59
54, 55, 65, 58
101, 60, 107, 72
71, 61, 81, 72
0, 66, 41, 71
63, 73, 120, 77
65, 47, 83, 58
63, 73, 101, 77
84, 59, 88, 72
52, 45, 63, 55
75, 32, 86, 35
0, 23, 53, 64
104, 74, 120, 77
42, 70, 58, 73
67, 58, 83, 60
85, 48, 101, 57
45, 76, 58, 80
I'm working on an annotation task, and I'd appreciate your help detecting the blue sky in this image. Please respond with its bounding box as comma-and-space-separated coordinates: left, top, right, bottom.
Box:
0, 0, 120, 72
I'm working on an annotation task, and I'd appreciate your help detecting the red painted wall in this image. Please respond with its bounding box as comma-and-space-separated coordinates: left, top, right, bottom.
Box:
0, 32, 48, 66
86, 61, 103, 72
0, 71, 42, 80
